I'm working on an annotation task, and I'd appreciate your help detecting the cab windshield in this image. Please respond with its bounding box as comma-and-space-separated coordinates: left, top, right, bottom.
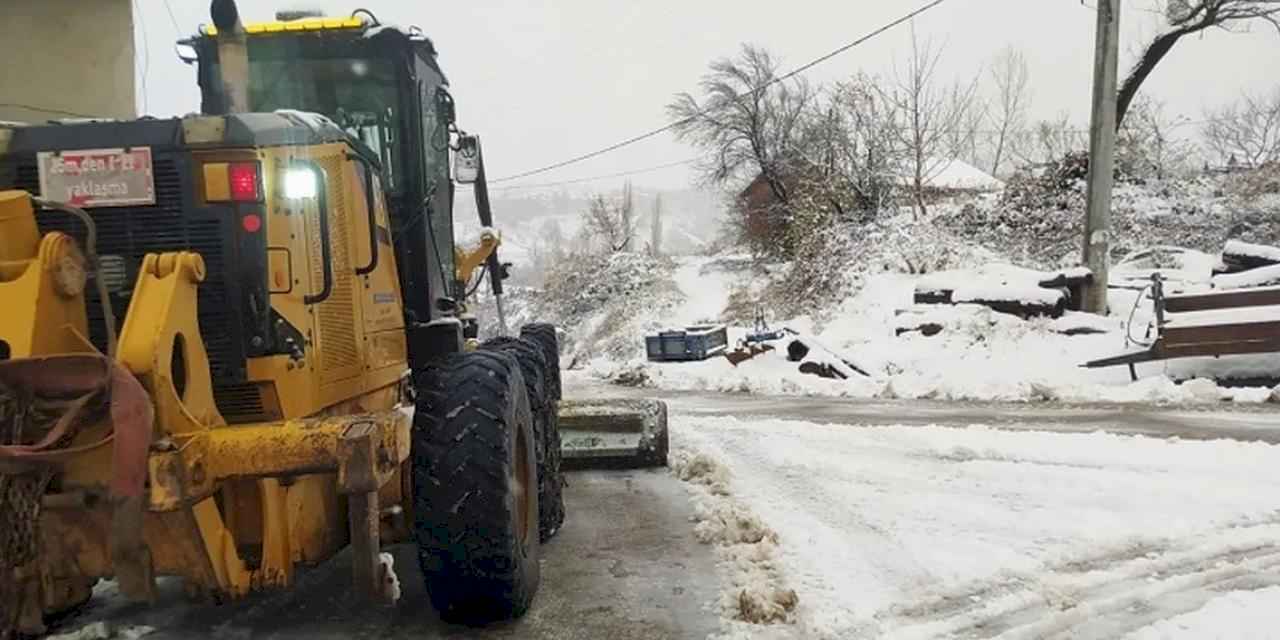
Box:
244, 43, 404, 191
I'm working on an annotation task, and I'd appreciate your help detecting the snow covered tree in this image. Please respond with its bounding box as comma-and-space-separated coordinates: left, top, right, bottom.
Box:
1011, 112, 1088, 167
790, 75, 905, 221
1117, 0, 1280, 128
582, 182, 637, 253
667, 44, 812, 191
649, 193, 664, 257
1201, 86, 1280, 168
1115, 96, 1196, 180
877, 29, 981, 218
668, 45, 813, 257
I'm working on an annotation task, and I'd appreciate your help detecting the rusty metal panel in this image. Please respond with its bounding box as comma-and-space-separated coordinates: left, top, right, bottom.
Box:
1161, 321, 1280, 347
1164, 287, 1280, 313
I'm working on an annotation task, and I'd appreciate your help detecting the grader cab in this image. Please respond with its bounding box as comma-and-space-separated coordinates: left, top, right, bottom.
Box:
0, 3, 666, 636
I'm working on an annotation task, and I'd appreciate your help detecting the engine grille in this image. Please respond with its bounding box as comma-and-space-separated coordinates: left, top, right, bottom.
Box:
10, 155, 244, 381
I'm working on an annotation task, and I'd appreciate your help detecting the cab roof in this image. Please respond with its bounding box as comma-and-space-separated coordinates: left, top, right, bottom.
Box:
200, 16, 366, 37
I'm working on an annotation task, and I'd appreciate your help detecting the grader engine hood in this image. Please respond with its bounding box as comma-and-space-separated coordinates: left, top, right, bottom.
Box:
0, 113, 360, 390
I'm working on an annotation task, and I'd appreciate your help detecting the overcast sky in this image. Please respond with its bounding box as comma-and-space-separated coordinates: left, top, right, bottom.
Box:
135, 0, 1277, 191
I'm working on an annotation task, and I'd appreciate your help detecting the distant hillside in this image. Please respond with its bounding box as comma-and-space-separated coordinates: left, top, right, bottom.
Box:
453, 186, 726, 284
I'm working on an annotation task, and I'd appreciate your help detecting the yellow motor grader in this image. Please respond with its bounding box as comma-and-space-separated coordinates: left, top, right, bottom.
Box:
0, 2, 666, 636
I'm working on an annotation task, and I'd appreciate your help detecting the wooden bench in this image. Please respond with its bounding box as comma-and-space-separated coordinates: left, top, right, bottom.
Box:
1084, 275, 1280, 380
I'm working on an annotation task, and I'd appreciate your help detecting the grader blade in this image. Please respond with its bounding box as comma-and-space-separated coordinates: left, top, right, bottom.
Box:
558, 399, 668, 468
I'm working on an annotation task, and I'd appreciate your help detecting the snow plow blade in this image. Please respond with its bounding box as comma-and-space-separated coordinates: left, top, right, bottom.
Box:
558, 399, 669, 468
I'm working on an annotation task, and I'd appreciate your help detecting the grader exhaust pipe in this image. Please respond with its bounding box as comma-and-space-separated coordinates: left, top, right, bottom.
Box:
210, 0, 251, 114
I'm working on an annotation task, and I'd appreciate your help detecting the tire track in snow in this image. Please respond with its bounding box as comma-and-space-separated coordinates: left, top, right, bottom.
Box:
884, 520, 1280, 640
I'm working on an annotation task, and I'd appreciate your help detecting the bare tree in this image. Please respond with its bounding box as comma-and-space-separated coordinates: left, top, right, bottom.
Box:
540, 219, 567, 259
791, 75, 905, 220
878, 29, 981, 218
649, 193, 664, 256
1116, 96, 1197, 179
667, 44, 813, 236
987, 46, 1032, 176
948, 90, 989, 171
582, 182, 637, 253
1201, 86, 1280, 168
1117, 0, 1280, 128
1011, 112, 1088, 166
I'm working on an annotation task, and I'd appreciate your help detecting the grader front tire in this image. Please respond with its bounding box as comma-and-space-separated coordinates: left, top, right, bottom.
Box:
411, 351, 541, 624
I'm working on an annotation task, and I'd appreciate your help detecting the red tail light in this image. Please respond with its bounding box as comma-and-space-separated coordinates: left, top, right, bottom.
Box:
241, 213, 263, 233
228, 162, 261, 202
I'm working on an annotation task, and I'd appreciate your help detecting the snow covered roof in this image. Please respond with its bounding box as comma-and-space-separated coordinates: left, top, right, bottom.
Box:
899, 158, 1004, 191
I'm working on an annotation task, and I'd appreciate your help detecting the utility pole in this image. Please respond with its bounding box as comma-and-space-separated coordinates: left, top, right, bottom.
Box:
1081, 0, 1121, 314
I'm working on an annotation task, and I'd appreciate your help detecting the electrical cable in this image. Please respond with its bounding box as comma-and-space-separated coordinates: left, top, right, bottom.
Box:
496, 158, 697, 191
0, 103, 95, 119
133, 0, 151, 114
489, 0, 954, 183
162, 0, 182, 34
1123, 283, 1155, 348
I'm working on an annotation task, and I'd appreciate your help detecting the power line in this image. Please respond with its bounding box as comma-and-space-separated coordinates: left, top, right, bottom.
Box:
162, 0, 183, 34
489, 0, 953, 183
496, 158, 697, 191
133, 0, 151, 114
481, 109, 1272, 192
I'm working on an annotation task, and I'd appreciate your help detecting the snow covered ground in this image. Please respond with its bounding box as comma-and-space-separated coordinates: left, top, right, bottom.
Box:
671, 414, 1280, 639
585, 257, 1280, 404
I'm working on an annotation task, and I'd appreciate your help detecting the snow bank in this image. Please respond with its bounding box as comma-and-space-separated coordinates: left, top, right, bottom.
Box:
670, 450, 800, 630
1224, 239, 1280, 265
599, 266, 1279, 403
1213, 267, 1280, 290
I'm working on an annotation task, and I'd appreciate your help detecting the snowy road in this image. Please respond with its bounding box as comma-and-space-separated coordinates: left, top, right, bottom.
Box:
655, 386, 1280, 638
55, 469, 720, 640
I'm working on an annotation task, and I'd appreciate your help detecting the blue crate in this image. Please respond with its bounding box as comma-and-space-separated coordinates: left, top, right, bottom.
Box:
645, 324, 729, 362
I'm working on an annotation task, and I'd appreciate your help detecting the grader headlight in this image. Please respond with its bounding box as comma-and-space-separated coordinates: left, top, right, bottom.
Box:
282, 167, 319, 200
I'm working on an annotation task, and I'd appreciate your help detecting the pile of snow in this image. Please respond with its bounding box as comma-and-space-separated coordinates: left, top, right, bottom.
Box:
674, 415, 1280, 638
1214, 267, 1280, 290
670, 450, 800, 630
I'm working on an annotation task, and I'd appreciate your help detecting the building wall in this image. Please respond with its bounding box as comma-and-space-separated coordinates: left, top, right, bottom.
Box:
0, 0, 136, 123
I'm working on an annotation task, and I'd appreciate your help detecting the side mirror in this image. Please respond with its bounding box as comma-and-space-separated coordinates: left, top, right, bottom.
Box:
453, 134, 481, 184
175, 42, 199, 65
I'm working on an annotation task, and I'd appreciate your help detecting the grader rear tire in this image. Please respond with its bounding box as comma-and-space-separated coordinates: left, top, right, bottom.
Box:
411, 351, 540, 624
519, 324, 566, 537
520, 323, 561, 401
